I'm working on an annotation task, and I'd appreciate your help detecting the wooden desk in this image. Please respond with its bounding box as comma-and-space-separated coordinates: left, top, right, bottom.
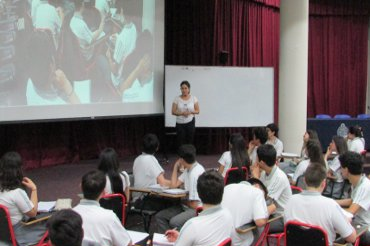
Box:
333, 222, 368, 246
21, 212, 51, 226
236, 214, 283, 234
130, 187, 188, 199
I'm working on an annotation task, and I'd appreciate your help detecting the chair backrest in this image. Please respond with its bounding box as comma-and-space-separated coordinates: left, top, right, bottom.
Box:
224, 167, 248, 185
217, 237, 232, 246
285, 221, 329, 246
315, 114, 331, 119
255, 222, 271, 246
334, 114, 351, 119
357, 114, 370, 119
0, 204, 17, 246
291, 185, 303, 194
99, 193, 126, 225
195, 206, 203, 216
295, 175, 306, 190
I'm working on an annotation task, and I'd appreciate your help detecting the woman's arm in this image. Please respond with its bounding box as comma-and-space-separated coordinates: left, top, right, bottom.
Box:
22, 177, 38, 217
172, 102, 179, 116
192, 101, 199, 114
218, 164, 225, 175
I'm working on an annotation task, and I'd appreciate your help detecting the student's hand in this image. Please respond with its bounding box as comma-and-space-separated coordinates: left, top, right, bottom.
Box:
165, 230, 179, 242
248, 141, 256, 151
22, 177, 37, 191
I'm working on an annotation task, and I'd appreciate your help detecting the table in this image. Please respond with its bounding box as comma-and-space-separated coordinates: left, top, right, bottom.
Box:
307, 118, 370, 150
130, 187, 188, 199
236, 214, 283, 233
21, 212, 51, 225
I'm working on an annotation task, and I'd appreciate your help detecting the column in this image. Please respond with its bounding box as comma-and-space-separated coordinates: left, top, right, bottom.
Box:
278, 0, 309, 153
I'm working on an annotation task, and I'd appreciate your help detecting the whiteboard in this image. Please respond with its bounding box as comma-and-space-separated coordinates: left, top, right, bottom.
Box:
165, 65, 274, 127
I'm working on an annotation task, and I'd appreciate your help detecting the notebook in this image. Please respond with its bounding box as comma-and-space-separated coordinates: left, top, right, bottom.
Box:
153, 233, 174, 246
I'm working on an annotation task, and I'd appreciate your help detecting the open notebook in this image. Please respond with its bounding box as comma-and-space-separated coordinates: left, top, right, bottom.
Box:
153, 233, 174, 246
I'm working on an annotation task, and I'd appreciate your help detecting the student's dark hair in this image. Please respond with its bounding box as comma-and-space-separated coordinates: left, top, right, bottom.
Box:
339, 151, 363, 175
180, 80, 190, 89
248, 178, 268, 199
229, 133, 250, 181
73, 0, 84, 10
142, 133, 159, 154
81, 170, 106, 200
197, 170, 224, 205
47, 209, 83, 246
306, 139, 326, 167
306, 129, 319, 141
27, 30, 57, 93
349, 126, 362, 138
332, 136, 348, 155
304, 162, 327, 188
257, 144, 276, 167
266, 123, 279, 137
253, 127, 268, 144
178, 144, 196, 164
98, 148, 124, 196
0, 152, 24, 192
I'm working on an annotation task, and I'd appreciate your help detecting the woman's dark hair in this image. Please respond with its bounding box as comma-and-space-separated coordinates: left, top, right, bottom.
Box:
97, 148, 124, 195
180, 80, 190, 89
306, 139, 326, 167
266, 123, 279, 137
349, 126, 362, 138
0, 152, 24, 192
332, 136, 348, 155
306, 129, 319, 141
229, 133, 250, 182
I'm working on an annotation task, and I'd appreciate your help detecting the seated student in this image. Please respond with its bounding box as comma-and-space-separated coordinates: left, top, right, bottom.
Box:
218, 132, 250, 180
266, 123, 284, 159
98, 148, 130, 201
347, 126, 365, 154
291, 139, 326, 186
323, 136, 348, 198
132, 133, 172, 211
250, 144, 292, 233
285, 162, 356, 246
73, 170, 132, 246
155, 144, 205, 233
221, 177, 268, 246
166, 170, 233, 245
248, 127, 268, 164
47, 209, 84, 246
0, 152, 47, 246
336, 151, 370, 246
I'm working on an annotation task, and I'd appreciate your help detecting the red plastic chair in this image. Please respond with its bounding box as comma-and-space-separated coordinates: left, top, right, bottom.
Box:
291, 185, 303, 194
284, 221, 329, 246
224, 167, 248, 185
99, 193, 127, 225
255, 222, 271, 246
217, 237, 232, 246
196, 206, 203, 216
0, 204, 49, 246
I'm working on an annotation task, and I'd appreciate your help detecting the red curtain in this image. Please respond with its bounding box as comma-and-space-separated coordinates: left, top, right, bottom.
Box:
307, 0, 369, 117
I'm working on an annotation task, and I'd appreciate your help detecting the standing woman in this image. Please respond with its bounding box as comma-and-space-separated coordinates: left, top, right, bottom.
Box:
0, 152, 46, 246
98, 148, 130, 202
172, 81, 200, 148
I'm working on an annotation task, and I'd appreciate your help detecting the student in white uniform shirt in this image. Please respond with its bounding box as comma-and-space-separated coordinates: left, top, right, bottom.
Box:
166, 170, 233, 246
155, 144, 205, 233
347, 126, 365, 154
250, 144, 292, 233
133, 134, 172, 211
73, 170, 132, 246
248, 127, 268, 165
98, 148, 130, 201
285, 163, 356, 246
218, 132, 250, 181
266, 123, 284, 159
336, 151, 370, 246
221, 180, 268, 246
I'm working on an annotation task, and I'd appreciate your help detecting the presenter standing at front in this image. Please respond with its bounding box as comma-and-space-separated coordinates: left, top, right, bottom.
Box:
172, 81, 200, 148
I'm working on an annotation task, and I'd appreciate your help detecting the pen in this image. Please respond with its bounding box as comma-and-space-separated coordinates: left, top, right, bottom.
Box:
165, 227, 178, 236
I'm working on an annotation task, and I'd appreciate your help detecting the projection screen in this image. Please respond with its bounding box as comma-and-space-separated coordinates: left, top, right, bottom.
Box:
0, 0, 164, 122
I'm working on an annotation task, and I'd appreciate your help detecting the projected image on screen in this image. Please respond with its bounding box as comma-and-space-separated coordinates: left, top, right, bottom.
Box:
0, 0, 163, 121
